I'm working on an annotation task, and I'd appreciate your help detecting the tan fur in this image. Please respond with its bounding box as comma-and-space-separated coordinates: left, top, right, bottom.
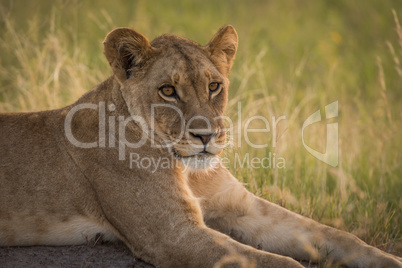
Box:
0, 25, 400, 268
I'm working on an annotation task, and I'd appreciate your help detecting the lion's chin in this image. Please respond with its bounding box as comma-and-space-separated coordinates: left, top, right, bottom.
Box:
173, 151, 220, 170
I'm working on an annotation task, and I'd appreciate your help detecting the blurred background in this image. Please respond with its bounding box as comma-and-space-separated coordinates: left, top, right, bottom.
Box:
0, 0, 401, 259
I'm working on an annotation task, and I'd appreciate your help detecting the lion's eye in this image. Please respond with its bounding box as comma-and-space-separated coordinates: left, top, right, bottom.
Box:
160, 85, 176, 97
209, 82, 221, 92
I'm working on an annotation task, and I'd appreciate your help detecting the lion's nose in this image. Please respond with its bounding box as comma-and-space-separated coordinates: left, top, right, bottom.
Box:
189, 132, 214, 145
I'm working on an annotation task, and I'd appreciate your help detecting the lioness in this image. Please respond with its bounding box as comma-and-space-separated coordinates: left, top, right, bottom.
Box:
0, 25, 401, 268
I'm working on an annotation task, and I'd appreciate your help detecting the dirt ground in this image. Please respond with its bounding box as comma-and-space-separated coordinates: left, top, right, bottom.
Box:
0, 242, 155, 268
1, 241, 399, 268
0, 241, 318, 268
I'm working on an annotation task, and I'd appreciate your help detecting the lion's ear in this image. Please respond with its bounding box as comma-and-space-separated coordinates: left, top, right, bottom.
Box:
204, 25, 238, 76
103, 27, 153, 83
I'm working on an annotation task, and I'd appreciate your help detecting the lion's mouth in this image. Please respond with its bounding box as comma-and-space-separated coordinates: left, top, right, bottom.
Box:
172, 150, 214, 160
172, 149, 220, 170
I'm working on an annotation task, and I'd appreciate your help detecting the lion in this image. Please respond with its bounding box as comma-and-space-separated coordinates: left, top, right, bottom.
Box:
0, 25, 401, 268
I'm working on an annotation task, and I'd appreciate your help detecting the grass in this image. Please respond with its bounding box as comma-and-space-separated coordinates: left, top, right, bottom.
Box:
1, 0, 401, 262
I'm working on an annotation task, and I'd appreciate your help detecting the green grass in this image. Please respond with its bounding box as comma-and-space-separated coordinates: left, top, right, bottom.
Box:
1, 0, 401, 260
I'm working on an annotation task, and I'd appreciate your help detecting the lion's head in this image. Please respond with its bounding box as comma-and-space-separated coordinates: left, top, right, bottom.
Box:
103, 25, 238, 169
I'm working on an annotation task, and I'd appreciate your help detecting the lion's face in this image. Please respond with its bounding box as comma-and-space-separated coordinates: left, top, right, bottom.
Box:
103, 26, 238, 169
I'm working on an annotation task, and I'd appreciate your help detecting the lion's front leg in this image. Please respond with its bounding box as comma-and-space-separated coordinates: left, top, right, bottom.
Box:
86, 160, 303, 268
187, 166, 402, 267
